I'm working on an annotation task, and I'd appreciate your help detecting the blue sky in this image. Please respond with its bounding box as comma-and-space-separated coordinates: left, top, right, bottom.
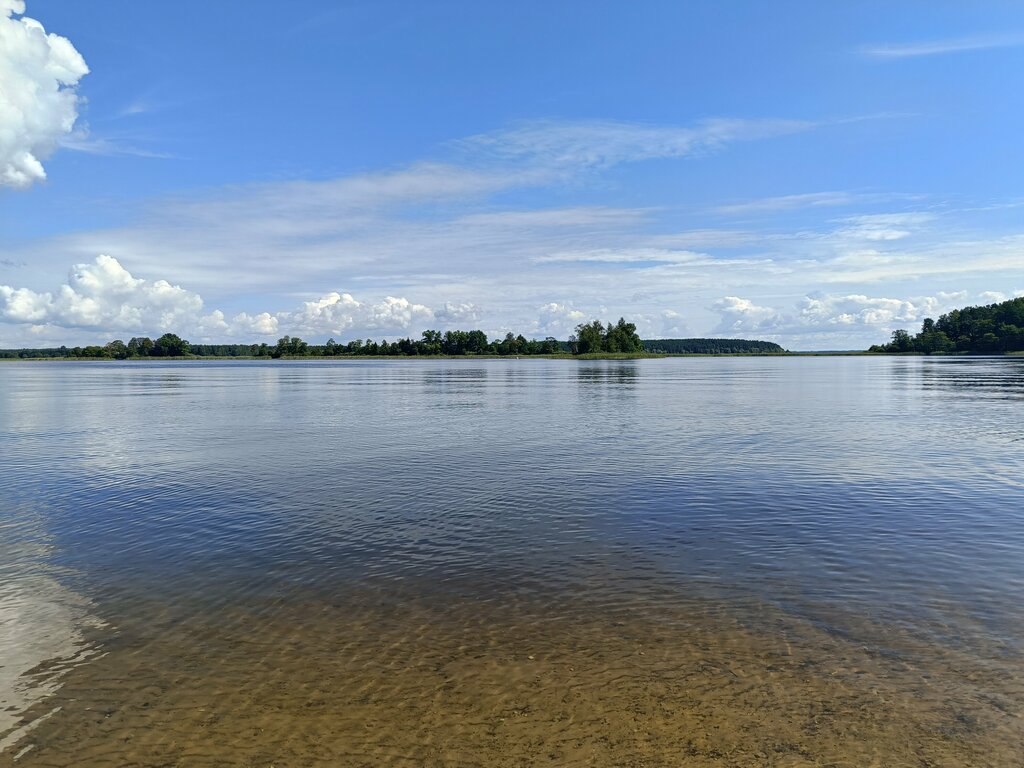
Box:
2, 0, 1023, 349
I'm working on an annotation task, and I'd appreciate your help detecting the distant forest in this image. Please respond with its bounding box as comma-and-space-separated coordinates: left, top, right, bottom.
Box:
0, 319, 787, 359
869, 296, 1024, 354
643, 338, 784, 354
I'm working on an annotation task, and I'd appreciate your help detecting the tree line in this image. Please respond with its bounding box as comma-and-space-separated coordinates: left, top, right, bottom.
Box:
0, 329, 565, 359
1, 318, 793, 359
264, 329, 565, 357
868, 297, 1024, 354
0, 333, 192, 359
642, 338, 785, 354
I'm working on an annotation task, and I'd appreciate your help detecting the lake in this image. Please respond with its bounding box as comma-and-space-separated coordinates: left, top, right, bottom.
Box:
1, 357, 1022, 766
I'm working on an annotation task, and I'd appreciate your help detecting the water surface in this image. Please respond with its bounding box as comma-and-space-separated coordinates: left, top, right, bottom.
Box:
1, 357, 1022, 765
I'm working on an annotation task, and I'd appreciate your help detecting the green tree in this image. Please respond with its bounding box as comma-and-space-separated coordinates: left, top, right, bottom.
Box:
604, 317, 643, 353
104, 339, 129, 360
889, 329, 913, 353
273, 336, 291, 358
571, 320, 606, 354
467, 330, 489, 354
917, 330, 954, 354
153, 333, 190, 357
127, 337, 154, 357
273, 335, 308, 357
420, 330, 442, 355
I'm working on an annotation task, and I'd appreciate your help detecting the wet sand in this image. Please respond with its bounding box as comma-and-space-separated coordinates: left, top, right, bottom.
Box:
3, 587, 1021, 767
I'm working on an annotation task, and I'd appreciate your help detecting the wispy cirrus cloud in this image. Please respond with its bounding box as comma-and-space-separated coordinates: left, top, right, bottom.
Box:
712, 191, 921, 216
457, 117, 823, 169
860, 33, 1024, 59
59, 129, 173, 159
535, 248, 709, 265
714, 191, 864, 215
833, 212, 935, 242
13, 115, 845, 296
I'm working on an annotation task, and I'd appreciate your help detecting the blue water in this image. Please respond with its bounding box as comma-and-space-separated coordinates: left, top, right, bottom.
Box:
1, 356, 1022, 764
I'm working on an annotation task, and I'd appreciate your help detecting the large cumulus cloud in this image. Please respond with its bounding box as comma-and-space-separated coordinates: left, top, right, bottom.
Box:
0, 0, 88, 188
0, 255, 461, 342
289, 291, 435, 337
0, 255, 206, 330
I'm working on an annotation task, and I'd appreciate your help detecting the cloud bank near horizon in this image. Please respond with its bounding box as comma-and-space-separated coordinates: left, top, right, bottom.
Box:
2, 255, 1019, 352
0, 255, 438, 342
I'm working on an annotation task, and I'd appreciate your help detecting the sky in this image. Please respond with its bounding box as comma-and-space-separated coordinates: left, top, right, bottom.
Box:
1, 1, 1023, 350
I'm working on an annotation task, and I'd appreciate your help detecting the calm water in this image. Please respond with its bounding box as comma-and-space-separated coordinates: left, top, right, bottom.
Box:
1, 357, 1022, 766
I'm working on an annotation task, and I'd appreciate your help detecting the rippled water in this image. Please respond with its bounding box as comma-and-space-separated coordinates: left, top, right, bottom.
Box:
1, 357, 1022, 766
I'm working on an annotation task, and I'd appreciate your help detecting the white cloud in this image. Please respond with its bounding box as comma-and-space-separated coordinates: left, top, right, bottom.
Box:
710, 290, 1002, 342
0, 0, 88, 188
714, 191, 866, 215
978, 291, 1007, 304
2, 250, 1021, 352
834, 213, 933, 242
58, 128, 172, 159
798, 293, 928, 327
232, 311, 279, 335
656, 309, 689, 337
434, 301, 481, 324
461, 117, 819, 170
288, 291, 434, 337
535, 248, 709, 264
2, 117, 901, 305
197, 309, 279, 338
85, 116, 824, 285
711, 296, 783, 335
0, 255, 204, 330
861, 33, 1024, 59
534, 302, 586, 337
648, 229, 763, 250
810, 234, 1024, 285
978, 290, 1024, 303
0, 255, 458, 343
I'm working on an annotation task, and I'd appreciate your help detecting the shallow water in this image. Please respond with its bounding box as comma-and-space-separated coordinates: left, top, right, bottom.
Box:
1, 357, 1022, 766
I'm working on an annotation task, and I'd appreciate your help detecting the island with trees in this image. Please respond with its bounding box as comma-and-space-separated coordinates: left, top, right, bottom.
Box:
643, 338, 785, 355
868, 296, 1024, 354
0, 318, 790, 360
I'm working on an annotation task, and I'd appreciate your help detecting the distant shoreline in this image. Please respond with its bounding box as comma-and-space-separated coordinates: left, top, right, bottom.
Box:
4, 351, 1012, 362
